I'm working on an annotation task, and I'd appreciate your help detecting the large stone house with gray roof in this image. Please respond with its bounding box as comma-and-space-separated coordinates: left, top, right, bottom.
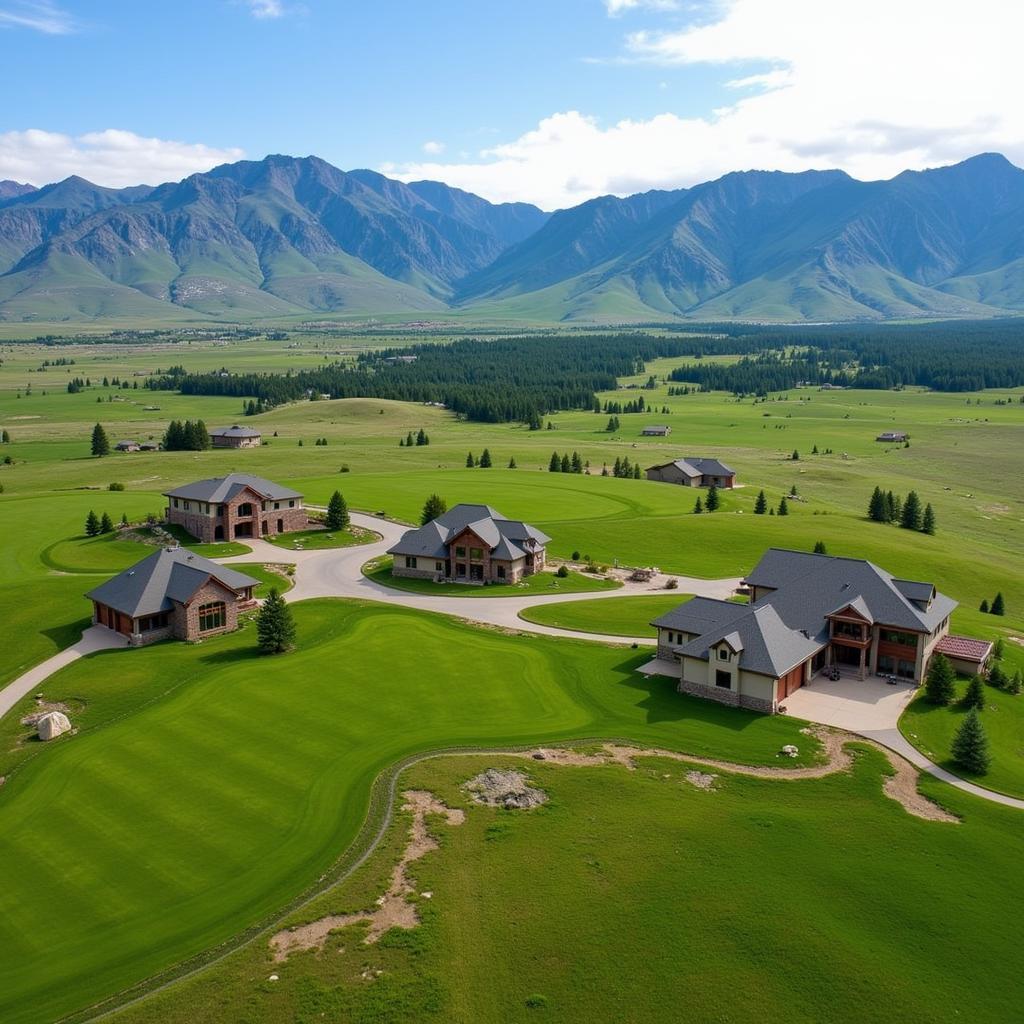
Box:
388, 503, 549, 584
652, 548, 959, 713
164, 473, 307, 543
646, 457, 736, 488
87, 548, 259, 645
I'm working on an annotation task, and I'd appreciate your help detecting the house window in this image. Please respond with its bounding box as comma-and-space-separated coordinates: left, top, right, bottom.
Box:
496, 565, 506, 579
274, 502, 280, 510
183, 501, 191, 511
435, 562, 443, 572
172, 498, 179, 508
715, 670, 731, 689
881, 630, 918, 647
470, 547, 483, 560
289, 500, 295, 508
455, 546, 466, 558
718, 648, 730, 661
405, 556, 416, 569
238, 503, 253, 517
198, 601, 226, 632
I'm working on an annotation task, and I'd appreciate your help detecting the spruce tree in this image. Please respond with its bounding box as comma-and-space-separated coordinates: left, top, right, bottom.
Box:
256, 589, 296, 655
987, 662, 1007, 689
693, 496, 703, 514
901, 490, 923, 531
633, 464, 641, 479
754, 490, 768, 514
560, 453, 571, 473
979, 598, 990, 613
867, 486, 886, 522
962, 675, 985, 710
921, 503, 936, 535
508, 456, 517, 469
777, 496, 789, 516
813, 540, 827, 554
195, 420, 211, 450
120, 512, 129, 527
950, 708, 991, 774
1007, 671, 1023, 696
416, 428, 427, 446
182, 420, 200, 451
924, 653, 956, 705
420, 493, 447, 525
991, 591, 1005, 616
99, 512, 114, 534
325, 490, 349, 531
705, 484, 720, 512
466, 451, 475, 468
479, 448, 492, 468
549, 451, 561, 472
407, 431, 415, 447
570, 450, 582, 473
85, 510, 100, 536
91, 423, 110, 457
791, 449, 800, 461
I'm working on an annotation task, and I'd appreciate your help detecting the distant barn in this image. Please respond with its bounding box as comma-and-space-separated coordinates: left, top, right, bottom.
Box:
876, 431, 909, 443
211, 425, 261, 449
641, 425, 671, 436
646, 457, 736, 489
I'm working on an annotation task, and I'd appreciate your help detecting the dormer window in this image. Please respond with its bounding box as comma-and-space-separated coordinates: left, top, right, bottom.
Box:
718, 648, 730, 661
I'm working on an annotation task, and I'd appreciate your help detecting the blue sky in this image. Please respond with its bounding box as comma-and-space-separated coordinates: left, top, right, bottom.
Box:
0, 0, 1019, 207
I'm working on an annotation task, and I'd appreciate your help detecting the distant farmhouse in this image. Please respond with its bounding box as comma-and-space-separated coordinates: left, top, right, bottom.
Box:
877, 431, 909, 442
87, 548, 258, 646
165, 473, 306, 543
641, 425, 671, 436
115, 440, 141, 452
651, 548, 977, 714
212, 424, 262, 448
388, 504, 549, 584
646, 457, 736, 488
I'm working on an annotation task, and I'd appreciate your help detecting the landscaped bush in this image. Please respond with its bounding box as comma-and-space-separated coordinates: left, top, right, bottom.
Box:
555, 565, 570, 578
108, 482, 125, 491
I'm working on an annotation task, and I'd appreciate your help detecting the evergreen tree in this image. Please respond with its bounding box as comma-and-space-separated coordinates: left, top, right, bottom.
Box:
479, 448, 492, 468
91, 423, 110, 457
889, 493, 902, 523
613, 456, 623, 477
194, 420, 211, 450
1007, 671, 1023, 696
549, 451, 561, 472
1, 429, 9, 442
99, 512, 114, 534
120, 512, 129, 527
993, 637, 1005, 661
962, 675, 986, 710
421, 493, 447, 525
813, 540, 827, 554
466, 451, 475, 468
182, 420, 200, 451
633, 463, 641, 479
705, 484, 720, 512
921, 503, 936, 535
527, 411, 542, 431
560, 453, 571, 473
508, 456, 517, 469
811, 444, 819, 454
789, 483, 798, 496
570, 450, 583, 473
950, 708, 991, 774
693, 496, 703, 514
979, 598, 990, 613
868, 486, 887, 522
777, 496, 789, 516
416, 428, 427, 446
399, 436, 405, 447
407, 431, 415, 447
256, 589, 296, 655
754, 490, 768, 514
325, 490, 349, 531
901, 490, 923, 531
85, 510, 100, 536
987, 662, 1007, 689
791, 449, 800, 461
991, 591, 1005, 616
924, 653, 956, 705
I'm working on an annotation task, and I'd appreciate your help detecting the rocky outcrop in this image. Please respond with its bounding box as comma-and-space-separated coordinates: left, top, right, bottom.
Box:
37, 711, 71, 741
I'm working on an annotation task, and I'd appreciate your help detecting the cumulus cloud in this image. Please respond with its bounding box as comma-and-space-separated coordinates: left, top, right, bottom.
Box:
605, 0, 679, 15
0, 1, 75, 34
422, 140, 445, 155
246, 0, 284, 18
0, 129, 245, 188
388, 0, 1024, 209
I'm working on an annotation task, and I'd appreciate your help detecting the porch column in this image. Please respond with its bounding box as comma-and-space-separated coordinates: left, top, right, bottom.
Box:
859, 645, 866, 680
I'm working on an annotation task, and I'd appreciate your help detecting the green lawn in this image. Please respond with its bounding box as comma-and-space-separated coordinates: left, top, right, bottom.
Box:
117, 748, 1023, 1024
363, 557, 621, 597
519, 593, 692, 637
222, 562, 294, 599
0, 600, 815, 1024
900, 675, 1024, 799
264, 525, 376, 551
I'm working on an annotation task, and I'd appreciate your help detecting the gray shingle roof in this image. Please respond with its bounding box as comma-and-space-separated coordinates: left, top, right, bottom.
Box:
388, 503, 550, 560
164, 473, 301, 502
212, 424, 261, 437
86, 548, 258, 618
649, 457, 735, 477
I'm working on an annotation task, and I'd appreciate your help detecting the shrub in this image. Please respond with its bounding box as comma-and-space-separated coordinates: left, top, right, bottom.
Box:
571, 550, 580, 561
525, 995, 548, 1009
555, 565, 570, 578
339, 464, 350, 473
108, 481, 125, 491
665, 577, 679, 590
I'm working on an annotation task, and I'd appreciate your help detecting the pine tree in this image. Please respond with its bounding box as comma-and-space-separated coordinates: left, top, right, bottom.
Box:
991, 591, 1005, 616
791, 449, 800, 461
560, 453, 571, 473
570, 450, 582, 473
889, 492, 902, 524
508, 456, 517, 469
549, 451, 561, 472
789, 483, 798, 496
868, 486, 887, 522
466, 451, 475, 468
407, 431, 415, 447
924, 653, 956, 705
901, 490, 922, 531
693, 496, 703, 514
479, 448, 492, 468
195, 420, 211, 450
777, 496, 789, 516
811, 444, 819, 454
987, 662, 1007, 689
921, 503, 936, 535
962, 675, 985, 710
325, 490, 349, 531
813, 540, 827, 554
421, 493, 447, 525
633, 464, 641, 479
256, 589, 296, 655
950, 708, 991, 774
754, 490, 768, 514
99, 512, 114, 534
979, 599, 990, 613
399, 436, 405, 447
705, 484, 720, 512
416, 428, 427, 446
120, 512, 129, 527
1007, 671, 1023, 696
91, 423, 110, 457
85, 510, 100, 536
182, 420, 200, 451
613, 456, 623, 477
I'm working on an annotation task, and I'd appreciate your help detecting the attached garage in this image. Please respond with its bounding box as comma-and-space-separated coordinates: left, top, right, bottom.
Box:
776, 662, 806, 702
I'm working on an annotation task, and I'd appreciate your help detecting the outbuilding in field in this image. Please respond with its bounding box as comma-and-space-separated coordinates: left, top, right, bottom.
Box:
641, 425, 671, 436
877, 431, 909, 442
211, 425, 262, 448
646, 457, 736, 488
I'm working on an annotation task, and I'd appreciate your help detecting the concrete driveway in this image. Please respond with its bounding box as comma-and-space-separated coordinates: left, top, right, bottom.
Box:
780, 674, 918, 732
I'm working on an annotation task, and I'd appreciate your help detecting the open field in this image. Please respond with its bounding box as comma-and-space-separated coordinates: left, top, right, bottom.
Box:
519, 593, 691, 636
112, 748, 1024, 1024
0, 600, 816, 1024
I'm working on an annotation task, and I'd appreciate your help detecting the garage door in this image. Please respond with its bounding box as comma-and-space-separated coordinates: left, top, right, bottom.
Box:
777, 664, 804, 701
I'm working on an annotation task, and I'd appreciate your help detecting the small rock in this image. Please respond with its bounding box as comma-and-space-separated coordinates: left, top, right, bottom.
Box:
532, 751, 546, 760
420, 891, 432, 899
268, 974, 279, 982
465, 769, 547, 810
37, 711, 71, 742
781, 744, 799, 758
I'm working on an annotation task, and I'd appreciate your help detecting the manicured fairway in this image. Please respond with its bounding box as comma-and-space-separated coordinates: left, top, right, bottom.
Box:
118, 750, 1024, 1024
364, 558, 621, 597
519, 593, 692, 637
0, 601, 815, 1024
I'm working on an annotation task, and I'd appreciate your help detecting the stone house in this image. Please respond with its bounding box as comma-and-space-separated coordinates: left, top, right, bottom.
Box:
652, 548, 962, 713
645, 457, 736, 488
212, 424, 262, 448
388, 503, 549, 584
86, 548, 258, 646
164, 473, 307, 542
115, 440, 141, 452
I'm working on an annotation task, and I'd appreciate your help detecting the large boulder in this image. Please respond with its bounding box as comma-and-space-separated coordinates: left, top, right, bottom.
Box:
37, 711, 71, 742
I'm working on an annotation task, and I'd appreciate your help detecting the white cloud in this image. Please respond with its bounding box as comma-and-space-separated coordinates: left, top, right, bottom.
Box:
246, 0, 284, 18
605, 0, 679, 16
0, 129, 246, 187
388, 0, 1024, 209
421, 140, 445, 156
0, 1, 75, 34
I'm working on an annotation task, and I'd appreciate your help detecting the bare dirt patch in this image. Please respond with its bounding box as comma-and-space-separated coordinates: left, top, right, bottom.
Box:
20, 700, 71, 728
684, 770, 718, 791
464, 768, 547, 809
269, 791, 463, 962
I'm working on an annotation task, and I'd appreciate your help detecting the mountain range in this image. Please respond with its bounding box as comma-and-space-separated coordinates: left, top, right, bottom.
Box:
1, 152, 1023, 324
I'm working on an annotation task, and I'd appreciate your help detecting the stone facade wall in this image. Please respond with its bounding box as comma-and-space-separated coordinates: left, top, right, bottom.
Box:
166, 487, 307, 543
678, 677, 775, 714
129, 624, 174, 647
172, 579, 240, 641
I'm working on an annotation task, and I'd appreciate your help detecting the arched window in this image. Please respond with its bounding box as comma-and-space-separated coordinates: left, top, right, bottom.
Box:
198, 602, 226, 632
237, 502, 253, 517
